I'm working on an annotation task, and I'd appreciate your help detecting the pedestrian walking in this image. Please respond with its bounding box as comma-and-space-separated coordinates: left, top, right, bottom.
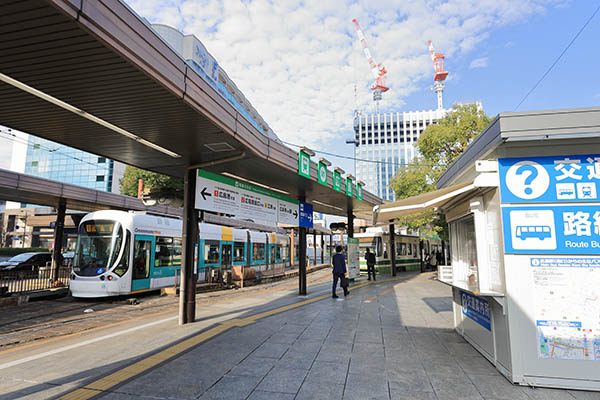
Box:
365, 248, 376, 281
430, 251, 438, 270
332, 245, 349, 298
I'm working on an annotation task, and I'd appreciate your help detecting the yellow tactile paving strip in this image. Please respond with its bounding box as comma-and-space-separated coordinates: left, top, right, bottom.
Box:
58, 278, 394, 400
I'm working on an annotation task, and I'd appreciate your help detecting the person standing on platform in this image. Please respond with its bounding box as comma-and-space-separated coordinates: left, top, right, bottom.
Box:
332, 245, 349, 298
365, 248, 376, 281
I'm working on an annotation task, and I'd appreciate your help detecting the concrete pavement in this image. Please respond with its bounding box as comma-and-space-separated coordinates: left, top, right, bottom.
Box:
0, 271, 599, 399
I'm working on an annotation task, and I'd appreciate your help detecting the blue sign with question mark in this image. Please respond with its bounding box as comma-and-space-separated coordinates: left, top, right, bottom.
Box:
499, 155, 600, 203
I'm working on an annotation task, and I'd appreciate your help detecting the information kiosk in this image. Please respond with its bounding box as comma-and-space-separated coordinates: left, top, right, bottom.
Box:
436, 107, 600, 391
374, 107, 600, 391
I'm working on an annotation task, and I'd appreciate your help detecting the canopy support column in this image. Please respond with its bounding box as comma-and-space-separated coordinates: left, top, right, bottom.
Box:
299, 226, 307, 295
180, 168, 198, 325
389, 223, 397, 276
51, 197, 66, 283
320, 233, 324, 264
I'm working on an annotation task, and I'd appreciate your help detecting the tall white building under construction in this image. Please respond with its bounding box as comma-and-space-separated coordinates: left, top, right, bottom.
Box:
352, 108, 449, 201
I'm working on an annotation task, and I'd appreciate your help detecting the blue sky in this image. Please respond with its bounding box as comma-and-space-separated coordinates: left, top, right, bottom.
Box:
404, 1, 600, 116
129, 1, 598, 176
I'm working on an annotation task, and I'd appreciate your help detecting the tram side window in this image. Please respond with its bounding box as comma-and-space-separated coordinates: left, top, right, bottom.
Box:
253, 243, 265, 261
276, 245, 282, 260
407, 243, 413, 255
233, 241, 245, 262
172, 238, 182, 265
113, 232, 130, 277
398, 243, 407, 256
204, 240, 220, 264
155, 237, 173, 267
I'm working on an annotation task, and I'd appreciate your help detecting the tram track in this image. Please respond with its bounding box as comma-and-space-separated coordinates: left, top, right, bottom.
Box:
0, 268, 332, 350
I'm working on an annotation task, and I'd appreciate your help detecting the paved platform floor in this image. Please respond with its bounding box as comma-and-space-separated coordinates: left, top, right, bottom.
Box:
1, 271, 599, 399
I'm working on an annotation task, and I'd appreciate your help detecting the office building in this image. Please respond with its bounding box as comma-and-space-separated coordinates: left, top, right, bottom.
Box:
352, 102, 482, 200
352, 108, 449, 200
23, 135, 125, 193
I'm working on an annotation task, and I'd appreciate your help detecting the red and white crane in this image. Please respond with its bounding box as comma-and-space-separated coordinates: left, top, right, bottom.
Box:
352, 18, 389, 112
427, 40, 449, 110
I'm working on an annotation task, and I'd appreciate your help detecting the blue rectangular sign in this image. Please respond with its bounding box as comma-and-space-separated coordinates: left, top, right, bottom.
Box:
502, 204, 600, 254
499, 154, 600, 203
299, 201, 313, 228
461, 291, 491, 331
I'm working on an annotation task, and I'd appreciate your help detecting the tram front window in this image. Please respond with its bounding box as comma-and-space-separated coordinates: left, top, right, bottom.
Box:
74, 220, 124, 276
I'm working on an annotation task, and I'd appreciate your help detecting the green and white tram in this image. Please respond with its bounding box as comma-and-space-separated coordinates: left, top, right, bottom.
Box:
355, 228, 421, 274
70, 210, 293, 297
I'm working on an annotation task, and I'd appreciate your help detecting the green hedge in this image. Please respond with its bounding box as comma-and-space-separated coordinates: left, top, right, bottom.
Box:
0, 247, 50, 256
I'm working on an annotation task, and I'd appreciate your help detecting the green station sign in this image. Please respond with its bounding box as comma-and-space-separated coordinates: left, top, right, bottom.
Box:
317, 161, 328, 186
333, 170, 342, 192
298, 150, 311, 179
346, 178, 353, 197
356, 183, 363, 201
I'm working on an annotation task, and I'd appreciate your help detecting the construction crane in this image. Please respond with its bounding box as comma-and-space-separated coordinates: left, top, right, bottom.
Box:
427, 40, 449, 110
352, 18, 389, 113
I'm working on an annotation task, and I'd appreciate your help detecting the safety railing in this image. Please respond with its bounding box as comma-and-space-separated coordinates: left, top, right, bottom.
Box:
0, 266, 71, 295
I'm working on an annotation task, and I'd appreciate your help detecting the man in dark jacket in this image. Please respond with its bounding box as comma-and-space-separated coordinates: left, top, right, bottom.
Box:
365, 248, 376, 281
332, 245, 349, 298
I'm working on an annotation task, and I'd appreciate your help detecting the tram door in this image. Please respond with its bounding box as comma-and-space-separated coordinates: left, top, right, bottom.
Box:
132, 235, 154, 292
221, 244, 232, 270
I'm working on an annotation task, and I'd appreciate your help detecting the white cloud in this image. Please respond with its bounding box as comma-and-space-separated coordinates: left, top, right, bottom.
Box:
469, 57, 489, 69
126, 0, 559, 149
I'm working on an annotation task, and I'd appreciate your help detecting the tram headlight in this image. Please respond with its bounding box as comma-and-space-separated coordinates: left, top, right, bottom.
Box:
107, 275, 114, 281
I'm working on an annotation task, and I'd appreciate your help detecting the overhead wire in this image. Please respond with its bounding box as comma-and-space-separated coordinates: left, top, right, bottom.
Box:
514, 2, 600, 111
279, 139, 441, 168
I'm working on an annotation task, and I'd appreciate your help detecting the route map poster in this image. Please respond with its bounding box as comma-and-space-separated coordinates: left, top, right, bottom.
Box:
531, 256, 600, 361
346, 237, 360, 279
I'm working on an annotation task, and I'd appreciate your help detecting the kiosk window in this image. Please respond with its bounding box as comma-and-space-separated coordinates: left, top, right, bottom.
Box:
233, 242, 245, 262
204, 240, 220, 264
450, 215, 478, 287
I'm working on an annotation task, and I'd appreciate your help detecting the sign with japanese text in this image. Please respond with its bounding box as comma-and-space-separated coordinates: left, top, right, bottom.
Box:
318, 162, 328, 186
347, 237, 360, 279
195, 170, 299, 226
298, 151, 311, 179
333, 170, 342, 192
345, 178, 353, 197
356, 183, 363, 201
461, 291, 491, 331
299, 201, 313, 228
184, 37, 219, 87
502, 205, 600, 254
499, 155, 600, 203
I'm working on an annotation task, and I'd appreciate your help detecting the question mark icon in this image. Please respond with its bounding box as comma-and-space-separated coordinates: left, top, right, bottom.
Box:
515, 165, 539, 195
506, 161, 549, 200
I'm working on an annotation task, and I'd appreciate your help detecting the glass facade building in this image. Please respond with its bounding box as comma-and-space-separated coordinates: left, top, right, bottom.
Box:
352, 109, 449, 201
23, 136, 121, 192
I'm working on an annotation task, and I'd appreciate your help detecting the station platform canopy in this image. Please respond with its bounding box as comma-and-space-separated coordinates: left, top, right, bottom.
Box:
0, 0, 381, 220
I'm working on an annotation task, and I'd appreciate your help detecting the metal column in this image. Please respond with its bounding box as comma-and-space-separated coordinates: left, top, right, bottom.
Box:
320, 233, 324, 264
329, 234, 333, 265
290, 228, 295, 268
51, 198, 66, 283
299, 226, 307, 295
347, 210, 354, 238
389, 223, 397, 276
313, 231, 317, 266
179, 168, 199, 325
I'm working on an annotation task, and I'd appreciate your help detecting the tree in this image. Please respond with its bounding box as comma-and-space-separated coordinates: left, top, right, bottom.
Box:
390, 103, 491, 238
120, 166, 183, 198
